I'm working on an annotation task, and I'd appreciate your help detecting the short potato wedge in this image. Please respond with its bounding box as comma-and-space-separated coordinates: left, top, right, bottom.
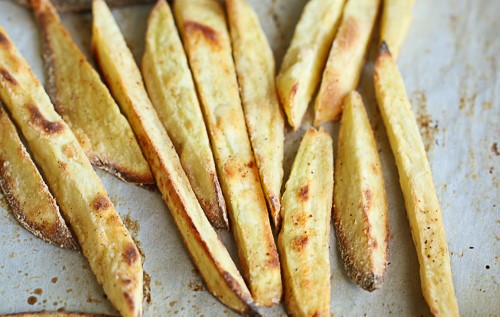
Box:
276, 0, 346, 130
92, 1, 258, 314
226, 0, 285, 231
32, 0, 154, 187
0, 103, 77, 250
334, 91, 388, 291
374, 43, 459, 316
278, 127, 333, 317
0, 28, 143, 317
314, 0, 381, 124
174, 0, 282, 306
142, 0, 227, 229
380, 0, 415, 59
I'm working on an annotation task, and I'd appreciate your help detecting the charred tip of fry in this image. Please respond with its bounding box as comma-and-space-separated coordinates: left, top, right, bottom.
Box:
379, 41, 392, 57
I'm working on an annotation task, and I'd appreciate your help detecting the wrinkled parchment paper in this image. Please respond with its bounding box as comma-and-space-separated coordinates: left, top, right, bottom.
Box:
0, 0, 498, 315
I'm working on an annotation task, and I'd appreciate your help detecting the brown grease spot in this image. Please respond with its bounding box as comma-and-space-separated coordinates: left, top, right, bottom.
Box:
298, 184, 310, 201
123, 243, 139, 265
51, 277, 58, 283
28, 105, 64, 135
292, 236, 309, 251
492, 143, 499, 156
143, 271, 151, 304
184, 21, 218, 44
27, 296, 37, 305
33, 288, 43, 295
0, 68, 17, 85
92, 195, 110, 212
188, 281, 204, 292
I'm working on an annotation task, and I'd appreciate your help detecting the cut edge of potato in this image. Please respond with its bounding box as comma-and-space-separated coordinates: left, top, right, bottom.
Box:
333, 91, 388, 291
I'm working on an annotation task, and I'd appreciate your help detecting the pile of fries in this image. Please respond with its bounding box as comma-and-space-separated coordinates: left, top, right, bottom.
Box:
0, 0, 459, 316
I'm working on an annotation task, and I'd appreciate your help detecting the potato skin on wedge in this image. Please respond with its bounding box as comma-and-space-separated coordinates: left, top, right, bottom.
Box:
0, 103, 77, 250
374, 43, 459, 316
314, 0, 381, 124
334, 91, 388, 291
174, 0, 282, 307
276, 0, 346, 130
0, 28, 143, 317
92, 1, 258, 315
32, 0, 154, 187
226, 0, 285, 232
278, 127, 333, 317
380, 0, 415, 59
142, 0, 227, 229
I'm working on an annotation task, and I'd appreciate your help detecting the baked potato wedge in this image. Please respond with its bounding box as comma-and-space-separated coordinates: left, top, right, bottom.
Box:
226, 0, 284, 231
314, 0, 381, 124
0, 28, 143, 317
276, 0, 345, 130
174, 0, 282, 306
142, 0, 227, 229
2, 313, 111, 317
278, 127, 333, 317
374, 43, 459, 316
380, 0, 415, 59
32, 0, 154, 187
16, 0, 154, 12
0, 102, 77, 250
333, 91, 388, 291
92, 1, 258, 314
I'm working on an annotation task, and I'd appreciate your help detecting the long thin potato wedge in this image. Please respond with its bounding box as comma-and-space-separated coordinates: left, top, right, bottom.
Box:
16, 0, 154, 12
374, 43, 459, 316
380, 0, 415, 59
142, 0, 227, 229
334, 91, 388, 291
91, 1, 258, 315
2, 313, 111, 317
174, 0, 282, 306
226, 0, 284, 231
314, 0, 381, 125
276, 0, 345, 130
0, 28, 143, 317
32, 0, 154, 187
278, 127, 333, 317
0, 103, 77, 250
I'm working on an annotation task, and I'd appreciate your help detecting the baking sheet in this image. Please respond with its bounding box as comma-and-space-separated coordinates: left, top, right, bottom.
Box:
0, 0, 498, 315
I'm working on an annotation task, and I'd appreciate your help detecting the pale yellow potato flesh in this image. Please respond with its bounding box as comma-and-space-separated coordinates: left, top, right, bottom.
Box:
91, 1, 258, 314
32, 0, 154, 186
2, 313, 111, 317
174, 0, 282, 307
314, 0, 381, 124
278, 127, 333, 317
334, 91, 388, 291
0, 28, 143, 317
0, 103, 76, 250
226, 0, 284, 231
142, 0, 227, 229
374, 43, 459, 316
276, 0, 345, 130
380, 0, 415, 59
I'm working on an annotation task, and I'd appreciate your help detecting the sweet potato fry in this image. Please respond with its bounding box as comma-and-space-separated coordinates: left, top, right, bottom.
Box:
374, 42, 459, 316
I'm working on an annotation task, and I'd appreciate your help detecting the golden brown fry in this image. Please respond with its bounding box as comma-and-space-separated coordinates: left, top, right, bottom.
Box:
380, 0, 415, 59
0, 103, 77, 250
278, 127, 333, 317
174, 0, 282, 306
32, 0, 154, 186
16, 0, 154, 12
0, 28, 143, 317
276, 0, 346, 130
334, 91, 388, 291
374, 42, 459, 316
226, 0, 284, 230
92, 0, 258, 314
142, 0, 227, 229
314, 0, 381, 124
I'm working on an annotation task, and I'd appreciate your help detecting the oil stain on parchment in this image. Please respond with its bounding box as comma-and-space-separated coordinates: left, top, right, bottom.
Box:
412, 90, 439, 152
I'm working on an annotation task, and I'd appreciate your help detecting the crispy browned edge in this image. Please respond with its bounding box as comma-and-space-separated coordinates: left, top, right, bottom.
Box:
0, 105, 78, 250
333, 93, 389, 291
31, 0, 154, 187
17, 0, 155, 12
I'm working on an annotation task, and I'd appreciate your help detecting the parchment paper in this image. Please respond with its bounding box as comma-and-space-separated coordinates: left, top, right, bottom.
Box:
0, 0, 498, 315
